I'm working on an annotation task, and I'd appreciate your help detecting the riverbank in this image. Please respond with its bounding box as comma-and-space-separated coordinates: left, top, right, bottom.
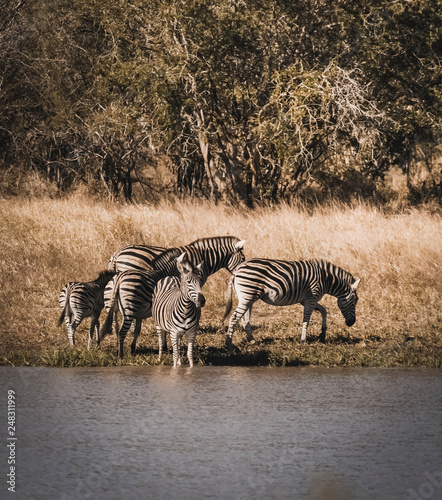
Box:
1, 195, 441, 367
2, 324, 441, 368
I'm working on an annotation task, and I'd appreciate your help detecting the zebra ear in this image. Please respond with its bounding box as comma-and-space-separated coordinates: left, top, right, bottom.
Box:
196, 261, 204, 272
351, 278, 361, 291
235, 239, 246, 250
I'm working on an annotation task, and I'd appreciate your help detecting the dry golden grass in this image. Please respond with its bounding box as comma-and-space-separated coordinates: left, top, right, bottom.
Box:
0, 194, 441, 366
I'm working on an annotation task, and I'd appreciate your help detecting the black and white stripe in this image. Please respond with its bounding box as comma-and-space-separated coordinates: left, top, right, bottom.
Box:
151, 236, 246, 282
99, 267, 168, 358
153, 254, 205, 367
108, 244, 166, 272
223, 259, 360, 349
58, 270, 116, 349
108, 236, 246, 275
102, 237, 246, 356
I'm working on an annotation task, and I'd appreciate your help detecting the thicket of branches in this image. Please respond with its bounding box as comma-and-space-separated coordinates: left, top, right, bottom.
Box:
1, 0, 441, 205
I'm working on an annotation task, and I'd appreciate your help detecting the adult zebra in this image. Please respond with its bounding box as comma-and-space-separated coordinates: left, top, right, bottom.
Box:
100, 267, 169, 358
223, 259, 360, 349
101, 237, 246, 357
58, 270, 116, 349
108, 236, 246, 274
153, 254, 205, 367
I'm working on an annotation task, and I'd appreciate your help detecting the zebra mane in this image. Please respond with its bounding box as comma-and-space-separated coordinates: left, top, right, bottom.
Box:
315, 259, 356, 292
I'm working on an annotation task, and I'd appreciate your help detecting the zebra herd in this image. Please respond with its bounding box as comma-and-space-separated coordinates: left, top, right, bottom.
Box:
58, 236, 361, 367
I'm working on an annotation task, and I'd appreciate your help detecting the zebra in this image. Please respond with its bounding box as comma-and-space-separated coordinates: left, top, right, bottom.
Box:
102, 237, 246, 356
108, 236, 246, 274
153, 253, 205, 367
223, 259, 360, 350
99, 267, 170, 358
58, 270, 116, 349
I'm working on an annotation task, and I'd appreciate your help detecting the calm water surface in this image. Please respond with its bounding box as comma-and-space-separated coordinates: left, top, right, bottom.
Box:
1, 366, 441, 500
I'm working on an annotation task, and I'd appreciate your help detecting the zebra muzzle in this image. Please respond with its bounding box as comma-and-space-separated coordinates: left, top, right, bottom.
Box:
198, 294, 206, 308
346, 317, 356, 327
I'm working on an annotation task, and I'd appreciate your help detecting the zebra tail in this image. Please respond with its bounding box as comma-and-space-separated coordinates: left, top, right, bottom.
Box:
99, 282, 119, 340
58, 288, 72, 326
222, 275, 235, 323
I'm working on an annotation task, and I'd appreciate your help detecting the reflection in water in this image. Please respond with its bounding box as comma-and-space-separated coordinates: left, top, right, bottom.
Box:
2, 366, 441, 500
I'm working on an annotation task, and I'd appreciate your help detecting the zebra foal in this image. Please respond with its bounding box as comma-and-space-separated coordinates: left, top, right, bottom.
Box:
153, 253, 205, 367
58, 270, 116, 349
223, 259, 360, 349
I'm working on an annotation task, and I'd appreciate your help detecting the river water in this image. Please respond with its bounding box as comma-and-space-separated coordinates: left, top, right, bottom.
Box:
1, 366, 441, 500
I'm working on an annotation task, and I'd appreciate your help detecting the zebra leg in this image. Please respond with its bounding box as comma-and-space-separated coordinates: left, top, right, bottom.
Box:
157, 327, 167, 362
95, 320, 101, 346
69, 317, 82, 347
226, 301, 254, 351
186, 330, 197, 368
240, 307, 255, 343
162, 333, 168, 352
117, 317, 133, 358
301, 304, 315, 341
171, 332, 182, 368
177, 335, 182, 367
130, 319, 142, 355
315, 304, 327, 342
88, 317, 97, 350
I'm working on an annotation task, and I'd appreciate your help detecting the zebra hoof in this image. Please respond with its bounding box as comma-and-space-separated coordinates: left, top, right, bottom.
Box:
226, 345, 235, 353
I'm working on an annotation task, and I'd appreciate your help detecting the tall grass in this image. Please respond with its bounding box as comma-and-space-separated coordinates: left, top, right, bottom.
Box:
0, 194, 441, 366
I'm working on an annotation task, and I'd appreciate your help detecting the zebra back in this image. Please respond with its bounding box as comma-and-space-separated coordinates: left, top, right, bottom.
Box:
109, 244, 167, 272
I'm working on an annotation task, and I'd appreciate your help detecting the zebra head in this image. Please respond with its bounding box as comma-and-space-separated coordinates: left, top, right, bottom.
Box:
226, 239, 246, 273
177, 253, 206, 308
337, 278, 360, 327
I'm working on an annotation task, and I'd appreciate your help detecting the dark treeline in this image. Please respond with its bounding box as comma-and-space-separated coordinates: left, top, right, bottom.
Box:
0, 0, 441, 205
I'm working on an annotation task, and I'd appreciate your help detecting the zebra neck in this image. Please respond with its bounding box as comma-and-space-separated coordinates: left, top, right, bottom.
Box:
160, 264, 179, 279
177, 291, 196, 309
322, 262, 352, 298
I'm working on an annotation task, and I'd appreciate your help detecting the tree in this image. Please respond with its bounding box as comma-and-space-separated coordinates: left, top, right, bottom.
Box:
0, 0, 440, 204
